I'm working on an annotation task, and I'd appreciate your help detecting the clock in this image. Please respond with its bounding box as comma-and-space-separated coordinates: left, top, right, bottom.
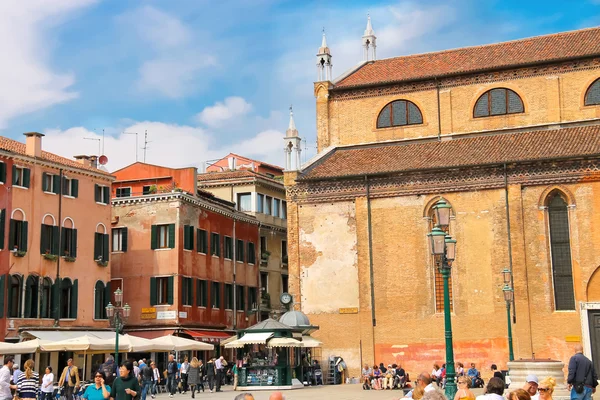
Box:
280, 292, 292, 305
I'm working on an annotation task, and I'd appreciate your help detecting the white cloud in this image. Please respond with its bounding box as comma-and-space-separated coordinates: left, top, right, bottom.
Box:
196, 97, 253, 127
0, 0, 96, 128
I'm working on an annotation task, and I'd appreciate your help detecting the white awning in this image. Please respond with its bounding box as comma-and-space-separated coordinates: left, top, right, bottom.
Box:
24, 330, 115, 341
41, 335, 116, 352
301, 336, 322, 348
267, 338, 303, 348
148, 335, 214, 351
219, 335, 238, 346
225, 332, 273, 348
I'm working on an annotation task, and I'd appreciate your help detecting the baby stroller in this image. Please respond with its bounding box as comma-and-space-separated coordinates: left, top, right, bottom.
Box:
313, 367, 323, 385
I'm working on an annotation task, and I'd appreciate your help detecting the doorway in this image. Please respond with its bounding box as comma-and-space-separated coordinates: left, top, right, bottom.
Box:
588, 310, 600, 373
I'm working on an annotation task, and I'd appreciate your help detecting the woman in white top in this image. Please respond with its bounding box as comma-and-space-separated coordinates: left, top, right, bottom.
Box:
151, 361, 160, 399
41, 366, 55, 400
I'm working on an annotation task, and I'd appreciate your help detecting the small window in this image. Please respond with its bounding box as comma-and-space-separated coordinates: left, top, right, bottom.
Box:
182, 277, 193, 306
260, 236, 267, 257
183, 225, 194, 251
156, 277, 171, 305
116, 187, 131, 198
94, 232, 109, 263
142, 185, 152, 195
260, 272, 268, 293
0, 162, 6, 184
8, 275, 23, 318
60, 278, 78, 319
62, 227, 77, 258
248, 287, 258, 311
473, 88, 524, 118
9, 219, 28, 252
281, 201, 287, 219
151, 224, 175, 249
197, 229, 208, 253
211, 233, 221, 256
265, 196, 272, 215
257, 194, 264, 213
377, 100, 423, 128
224, 236, 233, 259
585, 78, 600, 106
248, 242, 256, 264
12, 166, 31, 188
225, 284, 234, 310
281, 240, 288, 265
42, 173, 60, 194
211, 282, 221, 308
197, 279, 208, 307
282, 275, 289, 293
236, 285, 245, 311
236, 239, 244, 262
112, 228, 127, 252
62, 177, 79, 197
0, 209, 4, 251
40, 224, 59, 256
273, 199, 280, 217
237, 193, 252, 212
95, 185, 110, 204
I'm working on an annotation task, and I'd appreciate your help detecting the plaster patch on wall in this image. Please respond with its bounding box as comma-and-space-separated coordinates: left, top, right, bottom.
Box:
299, 201, 359, 314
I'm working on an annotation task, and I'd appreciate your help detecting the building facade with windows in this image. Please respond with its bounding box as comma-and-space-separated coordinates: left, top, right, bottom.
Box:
198, 156, 288, 321
110, 163, 260, 342
285, 24, 600, 377
0, 133, 114, 340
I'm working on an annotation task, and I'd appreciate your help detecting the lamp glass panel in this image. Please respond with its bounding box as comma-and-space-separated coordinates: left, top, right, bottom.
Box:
445, 241, 456, 261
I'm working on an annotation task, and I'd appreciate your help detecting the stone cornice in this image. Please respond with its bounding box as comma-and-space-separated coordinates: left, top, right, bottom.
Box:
330, 56, 600, 101
112, 192, 260, 225
286, 159, 600, 204
198, 176, 285, 193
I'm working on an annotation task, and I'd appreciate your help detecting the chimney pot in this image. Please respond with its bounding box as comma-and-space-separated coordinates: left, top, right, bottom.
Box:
23, 132, 44, 158
74, 155, 92, 167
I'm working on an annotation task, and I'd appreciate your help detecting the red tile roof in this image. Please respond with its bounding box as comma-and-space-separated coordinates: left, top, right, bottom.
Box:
0, 136, 113, 176
299, 124, 600, 180
335, 27, 600, 88
197, 169, 283, 185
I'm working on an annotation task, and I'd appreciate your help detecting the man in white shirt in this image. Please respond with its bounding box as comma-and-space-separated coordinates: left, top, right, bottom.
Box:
214, 357, 224, 393
523, 374, 540, 400
405, 372, 437, 398
0, 357, 17, 400
476, 377, 505, 400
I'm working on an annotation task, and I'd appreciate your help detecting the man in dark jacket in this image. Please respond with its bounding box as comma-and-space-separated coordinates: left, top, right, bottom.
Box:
166, 354, 179, 398
568, 344, 598, 400
140, 362, 154, 400
100, 356, 117, 386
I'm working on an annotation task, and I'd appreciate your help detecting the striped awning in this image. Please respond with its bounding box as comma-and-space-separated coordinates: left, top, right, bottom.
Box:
267, 337, 303, 348
301, 336, 323, 348
225, 332, 273, 348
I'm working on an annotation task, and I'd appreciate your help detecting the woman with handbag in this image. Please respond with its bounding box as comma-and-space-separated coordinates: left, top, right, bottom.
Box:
16, 360, 39, 400
186, 359, 200, 398
205, 359, 216, 393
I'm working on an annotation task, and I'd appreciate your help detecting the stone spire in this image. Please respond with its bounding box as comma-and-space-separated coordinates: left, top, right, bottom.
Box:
316, 29, 333, 81
286, 106, 298, 137
362, 15, 377, 61
284, 106, 302, 171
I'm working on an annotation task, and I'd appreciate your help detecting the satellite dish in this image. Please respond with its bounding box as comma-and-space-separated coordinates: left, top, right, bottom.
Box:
99, 155, 108, 165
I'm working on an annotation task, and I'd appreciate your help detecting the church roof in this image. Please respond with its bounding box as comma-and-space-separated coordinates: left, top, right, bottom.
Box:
298, 123, 600, 181
246, 318, 293, 331
335, 26, 600, 89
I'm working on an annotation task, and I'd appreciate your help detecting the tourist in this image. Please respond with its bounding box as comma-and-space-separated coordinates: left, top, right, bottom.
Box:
454, 376, 475, 400
394, 364, 407, 389
187, 358, 200, 398
214, 356, 225, 392
509, 389, 531, 400
110, 361, 140, 400
269, 392, 285, 400
82, 371, 110, 400
166, 354, 178, 398
232, 360, 239, 391
523, 374, 539, 400
362, 363, 372, 379
476, 377, 505, 400
432, 364, 442, 386
139, 360, 153, 400
423, 389, 447, 400
180, 357, 189, 394
16, 360, 38, 400
41, 367, 54, 400
457, 362, 465, 377
467, 364, 479, 385
205, 358, 216, 393
59, 358, 80, 400
380, 363, 388, 374
568, 344, 598, 400
538, 377, 557, 400
100, 356, 117, 386
0, 356, 17, 400
405, 372, 436, 398
234, 393, 254, 400
151, 361, 160, 399
372, 365, 382, 390
384, 364, 396, 389
132, 362, 139, 380
11, 365, 20, 385
196, 360, 205, 393
410, 386, 426, 400
491, 364, 503, 381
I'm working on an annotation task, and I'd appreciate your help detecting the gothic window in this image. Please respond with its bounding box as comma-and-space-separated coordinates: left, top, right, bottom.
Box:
473, 88, 524, 118
547, 191, 575, 311
428, 201, 453, 313
24, 275, 39, 318
7, 274, 23, 318
40, 277, 53, 319
60, 278, 78, 319
377, 100, 423, 128
585, 78, 600, 106
94, 281, 109, 320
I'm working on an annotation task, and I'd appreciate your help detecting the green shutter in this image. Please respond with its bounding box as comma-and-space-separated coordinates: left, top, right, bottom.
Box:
71, 179, 79, 198
104, 281, 111, 319
121, 228, 128, 252
167, 276, 174, 305
24, 277, 32, 318
94, 281, 103, 319
168, 224, 175, 248
40, 224, 47, 254
150, 277, 157, 306
40, 280, 48, 319
41, 173, 48, 192
94, 184, 99, 202
103, 234, 109, 262
6, 276, 12, 318
53, 175, 61, 194
196, 279, 201, 306
23, 168, 30, 188
70, 279, 78, 319
12, 166, 17, 185
8, 219, 16, 250
61, 228, 67, 256
150, 225, 157, 250
103, 187, 110, 204
71, 229, 78, 258
21, 221, 28, 252
0, 275, 4, 318
183, 225, 189, 250
52, 226, 60, 255
94, 232, 102, 260
0, 162, 5, 183
51, 278, 60, 319
0, 209, 4, 250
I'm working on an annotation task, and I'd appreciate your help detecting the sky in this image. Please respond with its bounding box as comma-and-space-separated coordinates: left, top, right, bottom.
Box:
1, 0, 600, 172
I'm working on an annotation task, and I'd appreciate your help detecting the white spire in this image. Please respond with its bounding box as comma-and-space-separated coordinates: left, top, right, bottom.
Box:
316, 28, 333, 81
364, 14, 375, 36
362, 15, 377, 61
284, 106, 302, 171
321, 30, 328, 48
286, 105, 298, 137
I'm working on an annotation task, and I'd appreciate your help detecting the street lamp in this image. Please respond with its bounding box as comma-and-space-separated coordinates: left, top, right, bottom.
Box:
427, 199, 457, 400
105, 288, 131, 368
502, 280, 515, 361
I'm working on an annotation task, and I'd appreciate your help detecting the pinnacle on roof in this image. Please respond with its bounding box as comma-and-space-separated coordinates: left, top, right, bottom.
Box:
318, 29, 331, 55
364, 15, 375, 36
286, 106, 299, 138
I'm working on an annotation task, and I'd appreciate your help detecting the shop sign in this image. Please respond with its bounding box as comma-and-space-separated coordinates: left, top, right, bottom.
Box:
179, 311, 187, 318
157, 310, 177, 320
140, 313, 156, 320
565, 335, 581, 342
339, 307, 358, 314
141, 308, 156, 313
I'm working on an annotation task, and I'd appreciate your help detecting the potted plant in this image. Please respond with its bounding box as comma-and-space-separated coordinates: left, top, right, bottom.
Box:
95, 256, 108, 267
149, 184, 158, 194
63, 250, 76, 262
42, 250, 58, 261
14, 249, 27, 257
261, 251, 271, 260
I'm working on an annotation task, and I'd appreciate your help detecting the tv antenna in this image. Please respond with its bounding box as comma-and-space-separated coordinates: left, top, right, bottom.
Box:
84, 137, 101, 155
93, 128, 105, 154
122, 131, 140, 162
142, 130, 151, 163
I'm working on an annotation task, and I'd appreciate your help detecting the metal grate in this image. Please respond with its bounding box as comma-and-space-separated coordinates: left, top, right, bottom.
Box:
377, 100, 423, 128
585, 78, 600, 106
548, 193, 575, 311
473, 88, 524, 118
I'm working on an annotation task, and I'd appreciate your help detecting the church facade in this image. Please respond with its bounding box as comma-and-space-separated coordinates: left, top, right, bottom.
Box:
284, 22, 600, 378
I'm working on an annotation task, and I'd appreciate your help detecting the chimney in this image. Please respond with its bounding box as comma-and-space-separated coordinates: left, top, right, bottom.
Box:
74, 155, 92, 167
227, 156, 236, 170
89, 155, 98, 168
23, 132, 44, 158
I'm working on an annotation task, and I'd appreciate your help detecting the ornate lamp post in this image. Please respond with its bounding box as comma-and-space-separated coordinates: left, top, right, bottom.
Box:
427, 199, 457, 400
502, 268, 515, 361
105, 288, 131, 368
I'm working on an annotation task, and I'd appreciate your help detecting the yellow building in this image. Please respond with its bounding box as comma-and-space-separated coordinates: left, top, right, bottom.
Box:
284, 23, 600, 378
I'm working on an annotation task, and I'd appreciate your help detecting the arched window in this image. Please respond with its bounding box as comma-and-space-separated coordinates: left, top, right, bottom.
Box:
547, 191, 575, 310
40, 277, 53, 319
7, 274, 23, 318
428, 200, 453, 313
377, 100, 423, 128
473, 88, 524, 118
60, 278, 78, 319
24, 275, 39, 318
94, 281, 110, 320
585, 78, 600, 106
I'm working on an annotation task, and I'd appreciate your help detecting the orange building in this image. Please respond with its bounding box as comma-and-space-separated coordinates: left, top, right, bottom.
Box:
205, 153, 283, 178
0, 132, 114, 343
110, 163, 260, 345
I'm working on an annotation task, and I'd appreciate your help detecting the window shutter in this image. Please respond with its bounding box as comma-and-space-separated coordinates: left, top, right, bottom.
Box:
23, 168, 30, 188
8, 219, 16, 250
42, 173, 48, 192
0, 209, 4, 250
0, 162, 5, 183
72, 179, 79, 198
7, 276, 12, 318
122, 227, 128, 252
167, 276, 174, 305
103, 234, 109, 262
40, 280, 48, 319
150, 225, 158, 250
189, 226, 194, 250
40, 224, 48, 254
94, 232, 102, 260
53, 175, 61, 194
24, 278, 32, 318
168, 224, 175, 248
103, 187, 110, 204
70, 279, 78, 319
150, 277, 157, 306
94, 184, 99, 202
0, 274, 5, 319
51, 226, 60, 256
12, 166, 17, 185
104, 281, 111, 319
94, 281, 103, 319
62, 177, 68, 195
196, 279, 201, 306
71, 229, 78, 258
21, 221, 28, 252
61, 228, 67, 257
51, 278, 60, 320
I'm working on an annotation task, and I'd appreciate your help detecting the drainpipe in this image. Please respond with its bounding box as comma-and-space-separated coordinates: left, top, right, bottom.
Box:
503, 164, 516, 323
233, 217, 237, 330
436, 78, 442, 141
54, 168, 63, 326
365, 176, 376, 361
